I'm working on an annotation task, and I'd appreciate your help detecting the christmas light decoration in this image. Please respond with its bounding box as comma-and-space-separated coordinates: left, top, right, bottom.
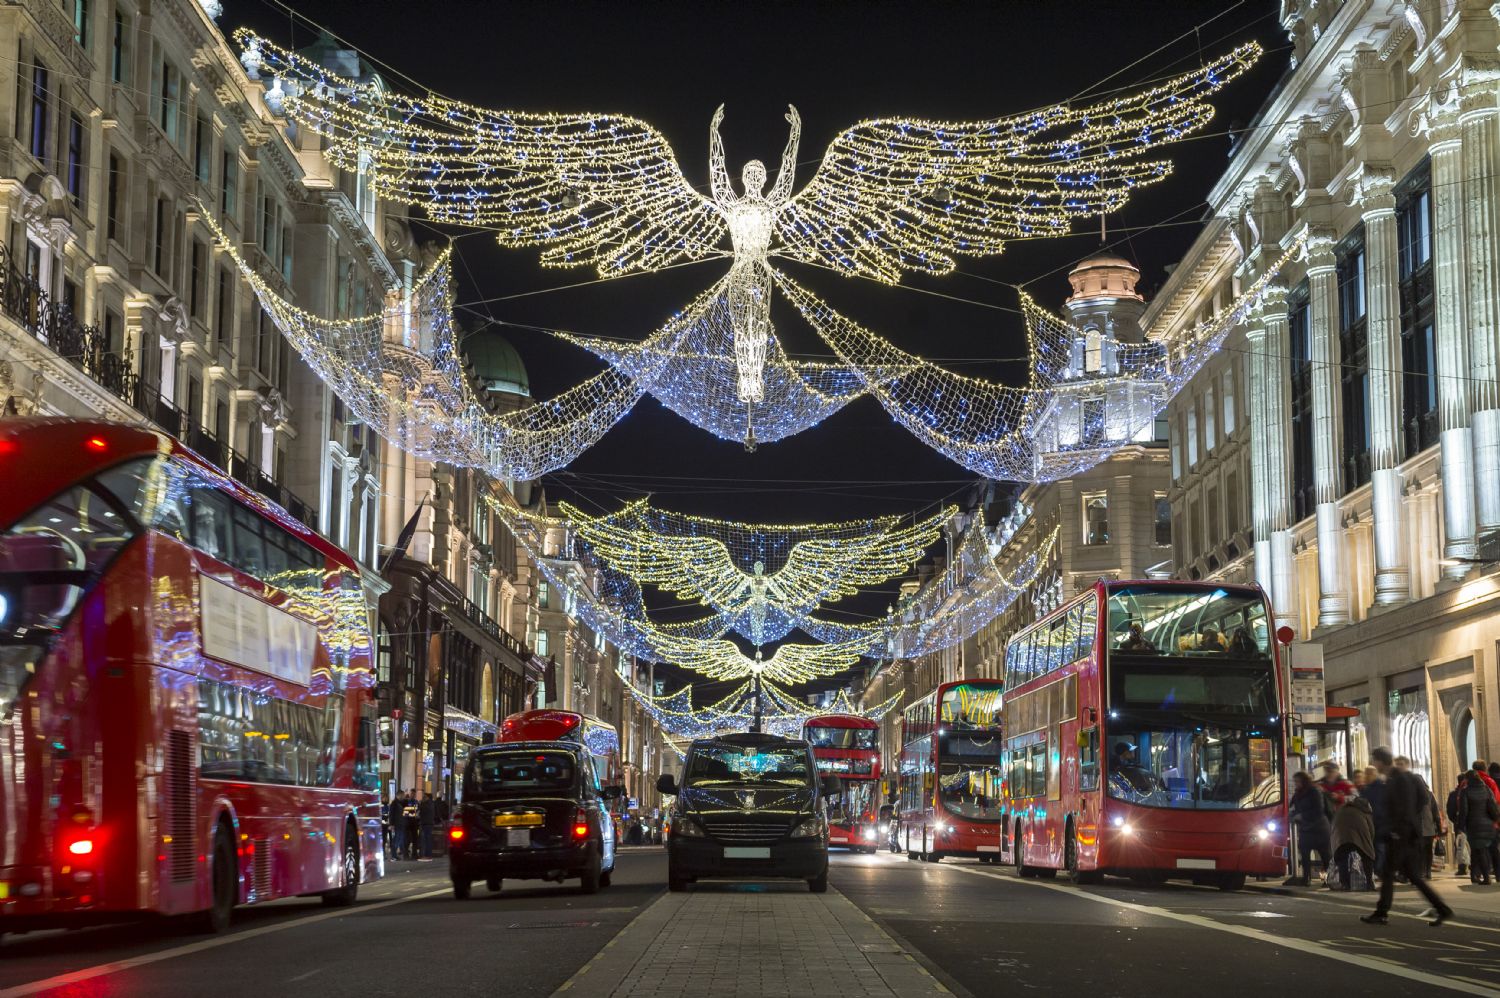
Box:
639, 633, 869, 684
623, 675, 903, 740
237, 29, 1260, 403
555, 500, 951, 646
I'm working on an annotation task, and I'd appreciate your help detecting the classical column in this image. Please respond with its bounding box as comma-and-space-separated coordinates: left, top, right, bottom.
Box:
1426, 106, 1477, 577
1305, 231, 1351, 625
1246, 320, 1274, 597
1353, 165, 1409, 606
1464, 92, 1500, 532
1260, 286, 1300, 634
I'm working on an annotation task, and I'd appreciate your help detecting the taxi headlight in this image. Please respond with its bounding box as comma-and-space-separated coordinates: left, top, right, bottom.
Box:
791, 816, 827, 839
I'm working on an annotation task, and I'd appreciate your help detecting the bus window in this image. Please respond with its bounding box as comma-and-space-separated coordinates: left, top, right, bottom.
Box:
230, 504, 268, 579
1079, 727, 1099, 792
188, 485, 232, 563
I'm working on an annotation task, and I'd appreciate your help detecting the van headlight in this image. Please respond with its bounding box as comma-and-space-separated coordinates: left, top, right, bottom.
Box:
791, 816, 827, 839
673, 816, 705, 838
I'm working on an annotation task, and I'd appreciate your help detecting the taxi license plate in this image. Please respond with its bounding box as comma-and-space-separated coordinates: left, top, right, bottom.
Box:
506, 829, 531, 848
494, 813, 543, 828
724, 847, 770, 859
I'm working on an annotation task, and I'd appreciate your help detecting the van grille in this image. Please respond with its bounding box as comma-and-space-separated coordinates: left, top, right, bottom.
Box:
702, 820, 786, 845
166, 730, 195, 882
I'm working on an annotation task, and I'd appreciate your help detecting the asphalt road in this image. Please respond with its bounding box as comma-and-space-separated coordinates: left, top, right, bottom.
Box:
2, 848, 1499, 996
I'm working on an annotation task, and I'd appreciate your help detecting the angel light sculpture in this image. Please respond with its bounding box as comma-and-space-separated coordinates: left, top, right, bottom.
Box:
240, 31, 1261, 410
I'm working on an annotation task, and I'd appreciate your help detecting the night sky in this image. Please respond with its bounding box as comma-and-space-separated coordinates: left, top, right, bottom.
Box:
233, 0, 1286, 695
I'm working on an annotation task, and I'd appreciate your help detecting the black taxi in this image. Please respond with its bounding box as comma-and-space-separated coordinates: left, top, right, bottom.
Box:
448, 741, 620, 898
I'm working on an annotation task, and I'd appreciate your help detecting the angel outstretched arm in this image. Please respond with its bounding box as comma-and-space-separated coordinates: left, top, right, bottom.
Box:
770, 105, 802, 205
709, 104, 734, 203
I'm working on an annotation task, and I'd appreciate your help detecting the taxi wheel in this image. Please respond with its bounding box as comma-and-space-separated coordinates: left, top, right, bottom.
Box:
579, 849, 602, 895
906, 851, 918, 861
486, 877, 502, 893
927, 852, 943, 863
452, 878, 471, 900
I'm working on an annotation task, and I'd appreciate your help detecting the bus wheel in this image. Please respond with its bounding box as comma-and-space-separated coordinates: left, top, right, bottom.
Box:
322, 830, 359, 907
1065, 825, 1101, 885
200, 825, 236, 933
1218, 873, 1247, 892
1014, 830, 1036, 879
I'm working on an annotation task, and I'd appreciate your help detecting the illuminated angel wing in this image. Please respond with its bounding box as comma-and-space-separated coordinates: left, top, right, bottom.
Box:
559, 502, 750, 608
241, 32, 726, 276
769, 506, 952, 612
645, 634, 865, 683
775, 44, 1260, 283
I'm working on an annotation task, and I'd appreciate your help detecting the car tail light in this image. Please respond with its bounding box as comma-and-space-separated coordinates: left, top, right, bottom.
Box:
68, 839, 94, 856
448, 823, 464, 842
573, 809, 590, 839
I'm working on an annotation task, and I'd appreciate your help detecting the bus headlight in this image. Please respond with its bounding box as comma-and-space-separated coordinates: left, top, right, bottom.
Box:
942, 824, 954, 834
1111, 816, 1133, 836
879, 823, 890, 834
863, 828, 877, 841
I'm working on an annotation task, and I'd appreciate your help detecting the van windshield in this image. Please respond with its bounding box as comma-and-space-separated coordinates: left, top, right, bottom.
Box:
685, 744, 812, 788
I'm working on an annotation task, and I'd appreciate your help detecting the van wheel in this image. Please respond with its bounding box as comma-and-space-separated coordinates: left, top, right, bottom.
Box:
452, 878, 471, 900
199, 825, 236, 933
808, 866, 829, 893
668, 862, 690, 892
486, 877, 502, 893
322, 832, 359, 907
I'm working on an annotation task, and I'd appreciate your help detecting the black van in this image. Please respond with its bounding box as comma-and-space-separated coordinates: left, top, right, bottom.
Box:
448, 741, 621, 898
658, 732, 833, 892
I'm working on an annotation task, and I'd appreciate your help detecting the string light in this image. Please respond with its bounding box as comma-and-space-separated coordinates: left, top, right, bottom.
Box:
623, 675, 904, 740
237, 29, 1260, 403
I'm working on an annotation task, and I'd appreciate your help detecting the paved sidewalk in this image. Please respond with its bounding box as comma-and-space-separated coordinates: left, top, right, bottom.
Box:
554, 885, 949, 997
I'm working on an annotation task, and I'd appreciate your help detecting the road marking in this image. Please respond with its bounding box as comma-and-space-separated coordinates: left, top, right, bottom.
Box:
286, 969, 322, 983
0, 887, 450, 998
1249, 887, 1500, 934
947, 865, 1500, 997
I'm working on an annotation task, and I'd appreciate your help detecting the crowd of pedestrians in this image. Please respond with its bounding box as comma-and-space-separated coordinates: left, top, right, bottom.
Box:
1287, 746, 1500, 927
383, 789, 449, 861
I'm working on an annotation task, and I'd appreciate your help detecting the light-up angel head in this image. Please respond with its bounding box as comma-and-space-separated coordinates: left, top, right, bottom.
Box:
741, 160, 767, 198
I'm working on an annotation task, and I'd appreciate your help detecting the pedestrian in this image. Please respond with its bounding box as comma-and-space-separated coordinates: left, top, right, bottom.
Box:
1316, 761, 1356, 807
418, 790, 436, 860
1447, 774, 1472, 879
1360, 747, 1454, 926
1331, 792, 1376, 891
1459, 762, 1500, 885
1394, 756, 1443, 879
1359, 767, 1389, 875
1288, 771, 1331, 886
387, 791, 406, 861
402, 790, 420, 860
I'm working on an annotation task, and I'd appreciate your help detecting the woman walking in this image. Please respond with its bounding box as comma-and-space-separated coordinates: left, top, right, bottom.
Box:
1331, 792, 1376, 890
1459, 762, 1500, 885
1289, 771, 1332, 886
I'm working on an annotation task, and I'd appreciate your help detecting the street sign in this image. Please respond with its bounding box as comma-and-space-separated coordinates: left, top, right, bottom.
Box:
1287, 642, 1325, 724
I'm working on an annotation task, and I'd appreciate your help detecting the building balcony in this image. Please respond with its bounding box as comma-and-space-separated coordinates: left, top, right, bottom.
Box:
0, 243, 317, 526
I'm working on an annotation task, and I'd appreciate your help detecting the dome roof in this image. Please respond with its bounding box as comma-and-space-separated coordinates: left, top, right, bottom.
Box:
1066, 251, 1143, 302
465, 333, 530, 397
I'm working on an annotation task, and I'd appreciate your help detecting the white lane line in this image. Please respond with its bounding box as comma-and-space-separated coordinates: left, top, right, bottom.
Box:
1246, 886, 1500, 934
0, 887, 450, 998
947, 865, 1500, 997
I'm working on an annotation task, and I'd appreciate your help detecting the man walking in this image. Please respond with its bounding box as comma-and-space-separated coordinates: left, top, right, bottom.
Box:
418, 789, 436, 860
1361, 747, 1454, 927
387, 791, 406, 861
402, 790, 420, 860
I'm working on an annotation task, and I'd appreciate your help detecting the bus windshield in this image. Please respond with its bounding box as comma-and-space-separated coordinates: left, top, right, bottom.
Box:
1106, 584, 1271, 659
939, 732, 1003, 820
806, 726, 877, 750
1105, 720, 1282, 810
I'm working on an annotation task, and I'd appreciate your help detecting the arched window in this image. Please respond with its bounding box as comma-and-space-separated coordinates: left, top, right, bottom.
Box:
1084, 327, 1103, 374
481, 663, 495, 723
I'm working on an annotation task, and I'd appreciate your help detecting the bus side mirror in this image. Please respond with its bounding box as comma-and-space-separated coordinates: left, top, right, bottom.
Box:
603, 784, 626, 800
656, 774, 678, 797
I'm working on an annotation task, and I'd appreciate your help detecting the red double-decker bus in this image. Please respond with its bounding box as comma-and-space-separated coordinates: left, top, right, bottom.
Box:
803, 714, 882, 852
895, 680, 1004, 862
0, 418, 382, 935
998, 581, 1286, 890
